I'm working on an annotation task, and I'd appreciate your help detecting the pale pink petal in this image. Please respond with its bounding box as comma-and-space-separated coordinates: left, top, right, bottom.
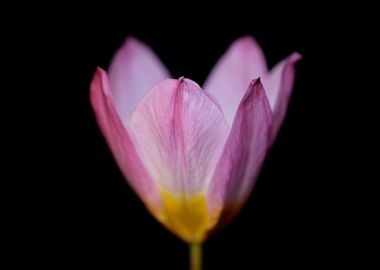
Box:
128, 78, 229, 195
90, 68, 161, 211
262, 53, 302, 138
207, 79, 272, 224
108, 37, 170, 127
203, 36, 267, 125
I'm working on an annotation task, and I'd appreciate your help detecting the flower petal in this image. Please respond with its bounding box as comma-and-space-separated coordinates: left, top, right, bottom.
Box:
128, 78, 229, 196
90, 68, 161, 213
203, 36, 267, 125
108, 37, 170, 127
207, 79, 272, 225
262, 53, 302, 138
128, 78, 230, 242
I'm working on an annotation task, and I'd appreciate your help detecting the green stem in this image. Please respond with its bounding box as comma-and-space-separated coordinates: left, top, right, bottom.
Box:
190, 242, 202, 270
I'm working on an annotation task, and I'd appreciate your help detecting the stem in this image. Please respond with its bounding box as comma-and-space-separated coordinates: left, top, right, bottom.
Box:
189, 242, 202, 270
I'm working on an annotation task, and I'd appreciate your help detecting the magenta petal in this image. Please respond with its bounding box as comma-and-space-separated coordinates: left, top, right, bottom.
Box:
203, 36, 267, 125
262, 53, 302, 139
128, 78, 229, 195
108, 37, 170, 127
90, 68, 161, 211
207, 79, 272, 223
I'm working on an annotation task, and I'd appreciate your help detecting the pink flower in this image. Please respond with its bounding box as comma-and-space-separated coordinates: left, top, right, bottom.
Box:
90, 36, 301, 244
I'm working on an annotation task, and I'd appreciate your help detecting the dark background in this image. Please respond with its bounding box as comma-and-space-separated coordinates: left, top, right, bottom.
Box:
15, 5, 370, 269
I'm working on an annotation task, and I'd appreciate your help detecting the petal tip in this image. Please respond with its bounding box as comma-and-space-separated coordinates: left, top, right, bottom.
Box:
289, 52, 303, 63
243, 78, 268, 106
90, 67, 108, 94
250, 77, 262, 86
249, 78, 265, 95
161, 77, 203, 93
123, 36, 143, 48
227, 36, 264, 56
110, 37, 147, 69
95, 66, 106, 77
234, 35, 261, 47
90, 67, 102, 92
182, 78, 202, 90
90, 67, 109, 113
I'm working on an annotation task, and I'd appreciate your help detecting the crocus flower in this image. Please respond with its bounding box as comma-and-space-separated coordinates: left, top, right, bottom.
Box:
90, 36, 300, 268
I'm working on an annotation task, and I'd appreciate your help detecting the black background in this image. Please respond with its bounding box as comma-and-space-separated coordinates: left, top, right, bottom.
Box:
14, 5, 370, 269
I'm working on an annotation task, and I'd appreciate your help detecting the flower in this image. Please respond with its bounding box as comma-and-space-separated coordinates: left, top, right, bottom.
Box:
90, 36, 301, 244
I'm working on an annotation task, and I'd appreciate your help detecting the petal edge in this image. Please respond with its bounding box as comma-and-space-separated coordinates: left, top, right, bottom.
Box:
263, 52, 302, 139
90, 67, 162, 212
108, 37, 170, 127
204, 36, 268, 125
207, 78, 272, 225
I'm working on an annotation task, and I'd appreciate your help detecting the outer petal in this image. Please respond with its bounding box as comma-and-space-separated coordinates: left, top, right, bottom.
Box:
128, 78, 229, 196
203, 36, 267, 125
262, 53, 302, 138
207, 79, 272, 225
90, 68, 161, 213
108, 37, 170, 127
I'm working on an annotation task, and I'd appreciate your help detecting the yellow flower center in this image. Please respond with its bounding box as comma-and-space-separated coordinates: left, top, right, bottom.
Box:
156, 191, 216, 243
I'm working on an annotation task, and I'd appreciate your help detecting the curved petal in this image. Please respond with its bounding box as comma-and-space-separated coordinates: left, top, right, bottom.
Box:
207, 79, 272, 225
90, 68, 161, 213
129, 78, 229, 196
262, 52, 302, 138
203, 36, 267, 125
128, 78, 229, 242
108, 37, 170, 127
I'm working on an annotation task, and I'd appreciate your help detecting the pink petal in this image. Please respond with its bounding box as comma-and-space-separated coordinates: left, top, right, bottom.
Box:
108, 37, 170, 127
262, 53, 302, 138
90, 68, 161, 212
203, 36, 267, 125
207, 79, 272, 224
128, 78, 229, 196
